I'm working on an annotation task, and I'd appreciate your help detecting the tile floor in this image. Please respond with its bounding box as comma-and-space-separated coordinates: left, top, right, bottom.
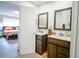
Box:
20, 52, 47, 58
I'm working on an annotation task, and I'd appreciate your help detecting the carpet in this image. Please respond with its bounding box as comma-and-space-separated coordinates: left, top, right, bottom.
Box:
7, 40, 17, 44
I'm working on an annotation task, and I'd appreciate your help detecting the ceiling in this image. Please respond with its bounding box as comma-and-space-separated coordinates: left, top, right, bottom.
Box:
0, 1, 53, 19
0, 1, 19, 19
6, 1, 53, 7
29, 1, 52, 7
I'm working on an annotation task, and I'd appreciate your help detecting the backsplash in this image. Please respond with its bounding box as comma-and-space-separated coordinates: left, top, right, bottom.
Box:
36, 29, 48, 33
54, 30, 71, 37
36, 28, 71, 37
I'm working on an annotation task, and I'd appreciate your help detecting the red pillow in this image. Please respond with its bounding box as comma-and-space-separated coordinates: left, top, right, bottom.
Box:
4, 27, 12, 31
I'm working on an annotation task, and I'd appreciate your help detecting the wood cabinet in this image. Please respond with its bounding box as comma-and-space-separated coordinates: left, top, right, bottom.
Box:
47, 37, 70, 58
48, 43, 57, 58
35, 34, 48, 55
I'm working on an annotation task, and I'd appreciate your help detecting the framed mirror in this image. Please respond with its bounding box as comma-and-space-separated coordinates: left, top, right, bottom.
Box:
38, 12, 48, 29
54, 7, 72, 31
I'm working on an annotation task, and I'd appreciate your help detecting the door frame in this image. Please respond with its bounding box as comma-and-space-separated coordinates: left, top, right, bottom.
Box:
70, 1, 79, 58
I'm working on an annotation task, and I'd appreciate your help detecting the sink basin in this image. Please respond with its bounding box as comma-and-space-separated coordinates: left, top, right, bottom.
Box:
48, 35, 71, 42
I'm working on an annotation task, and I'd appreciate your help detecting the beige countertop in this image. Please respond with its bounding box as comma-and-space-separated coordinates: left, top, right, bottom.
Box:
48, 35, 71, 42
35, 32, 47, 35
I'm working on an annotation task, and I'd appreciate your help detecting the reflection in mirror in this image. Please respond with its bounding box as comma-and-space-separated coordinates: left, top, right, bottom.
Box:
38, 12, 48, 29
54, 7, 72, 31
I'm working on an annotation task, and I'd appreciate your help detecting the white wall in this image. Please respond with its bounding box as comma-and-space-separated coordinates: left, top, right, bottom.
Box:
37, 1, 72, 34
19, 6, 37, 55
74, 2, 79, 57
70, 2, 78, 57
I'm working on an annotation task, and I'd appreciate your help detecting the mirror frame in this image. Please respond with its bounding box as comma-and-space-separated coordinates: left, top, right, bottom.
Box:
38, 12, 48, 29
54, 7, 72, 31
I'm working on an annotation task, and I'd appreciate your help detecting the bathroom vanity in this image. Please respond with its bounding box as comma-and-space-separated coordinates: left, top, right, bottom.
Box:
36, 7, 71, 57
47, 35, 70, 58
35, 33, 48, 55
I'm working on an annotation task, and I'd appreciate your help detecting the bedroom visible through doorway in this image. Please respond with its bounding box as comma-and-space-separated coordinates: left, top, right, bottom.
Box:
0, 2, 19, 58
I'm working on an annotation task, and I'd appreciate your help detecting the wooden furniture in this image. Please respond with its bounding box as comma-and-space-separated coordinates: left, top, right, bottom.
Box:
47, 37, 70, 58
3, 27, 19, 39
35, 34, 48, 55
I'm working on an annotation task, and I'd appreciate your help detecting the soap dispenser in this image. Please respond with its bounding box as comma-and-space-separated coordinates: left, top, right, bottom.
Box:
48, 26, 52, 35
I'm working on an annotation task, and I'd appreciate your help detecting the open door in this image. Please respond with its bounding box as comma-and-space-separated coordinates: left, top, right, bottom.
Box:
19, 6, 36, 55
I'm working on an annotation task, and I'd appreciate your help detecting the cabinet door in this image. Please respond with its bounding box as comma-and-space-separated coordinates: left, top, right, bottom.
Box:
58, 46, 69, 57
57, 53, 69, 58
47, 43, 57, 58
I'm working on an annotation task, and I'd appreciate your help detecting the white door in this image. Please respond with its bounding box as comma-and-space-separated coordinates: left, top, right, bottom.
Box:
19, 6, 36, 55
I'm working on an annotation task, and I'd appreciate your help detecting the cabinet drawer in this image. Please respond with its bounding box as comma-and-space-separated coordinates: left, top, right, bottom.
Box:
36, 35, 42, 40
48, 38, 70, 48
58, 47, 69, 56
57, 53, 69, 58
36, 40, 42, 46
36, 46, 42, 54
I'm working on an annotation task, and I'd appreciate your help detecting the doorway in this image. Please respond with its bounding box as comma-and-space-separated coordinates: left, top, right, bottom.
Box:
0, 2, 19, 58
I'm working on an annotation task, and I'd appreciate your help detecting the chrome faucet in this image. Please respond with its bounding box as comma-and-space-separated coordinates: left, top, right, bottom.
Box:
38, 29, 43, 33
65, 31, 71, 37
